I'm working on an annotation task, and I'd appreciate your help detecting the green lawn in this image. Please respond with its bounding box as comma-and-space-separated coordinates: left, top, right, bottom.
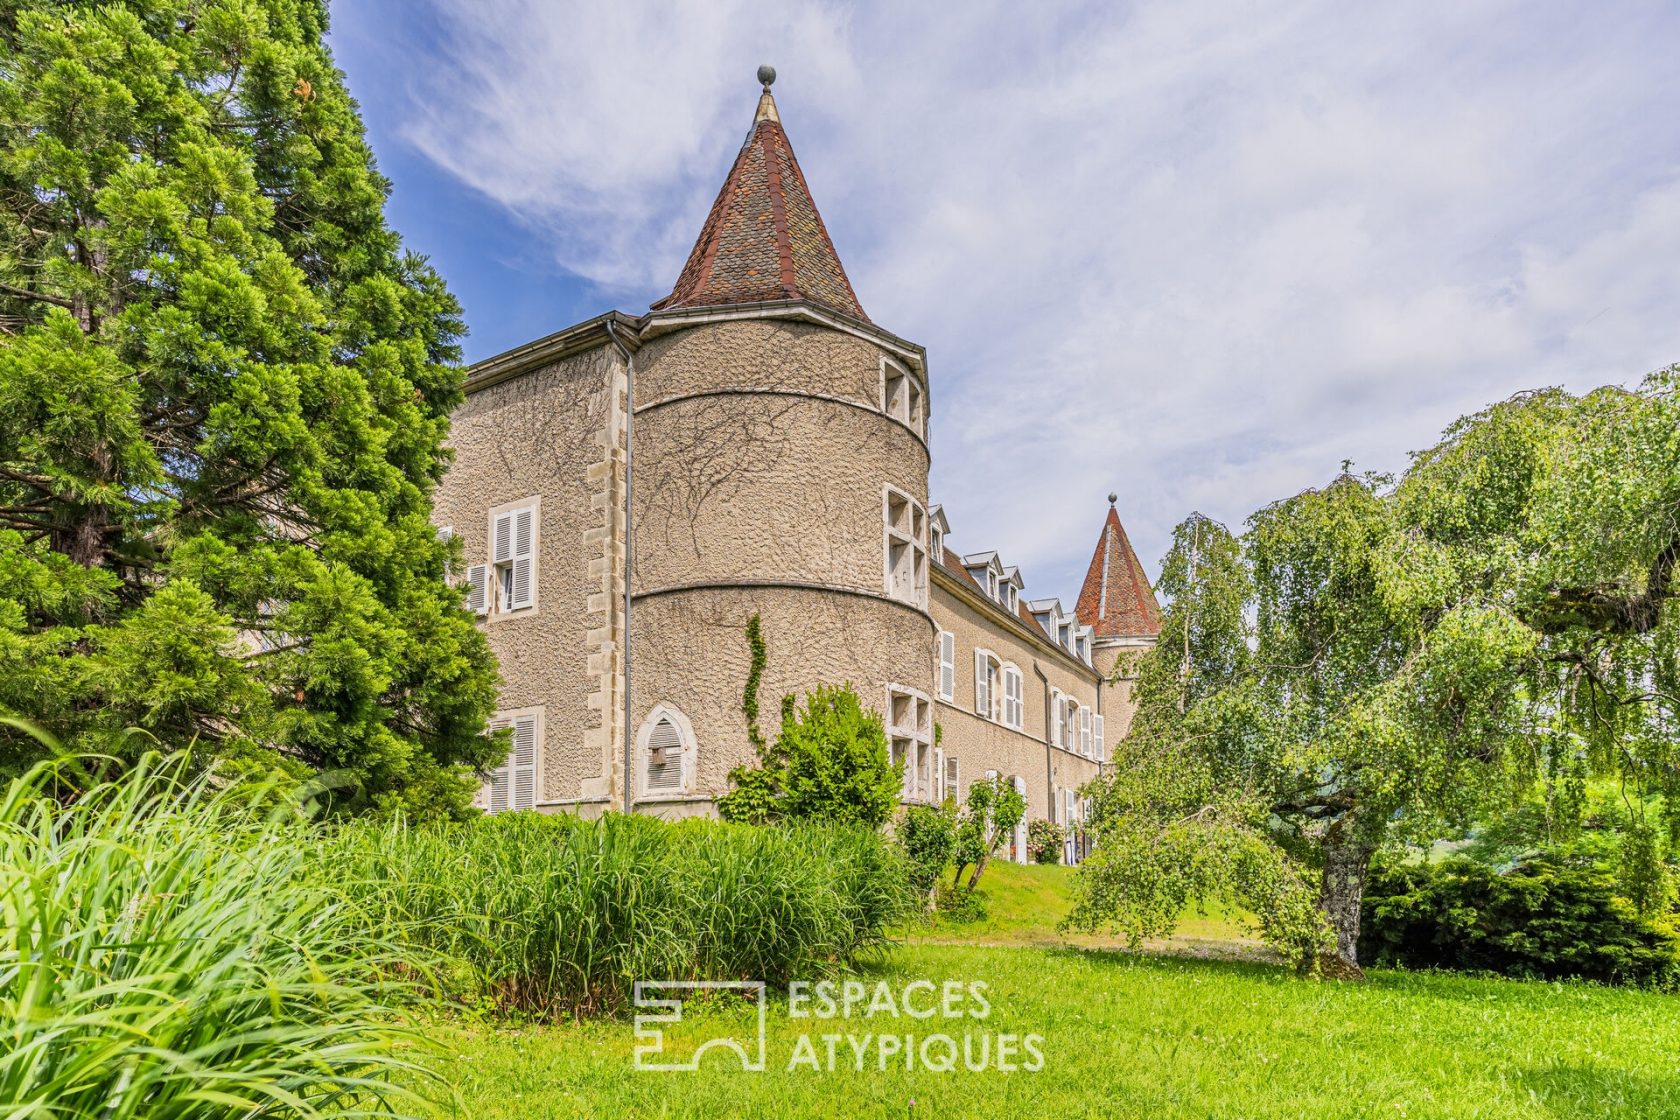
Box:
415, 865, 1680, 1119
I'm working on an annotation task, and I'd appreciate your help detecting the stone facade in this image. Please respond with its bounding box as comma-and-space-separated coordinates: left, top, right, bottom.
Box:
434, 77, 1161, 854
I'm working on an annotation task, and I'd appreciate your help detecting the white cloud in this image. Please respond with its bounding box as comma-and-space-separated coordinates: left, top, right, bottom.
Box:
369, 0, 1680, 598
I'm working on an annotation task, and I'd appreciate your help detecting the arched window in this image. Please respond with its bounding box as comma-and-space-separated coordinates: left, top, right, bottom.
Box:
637, 705, 696, 799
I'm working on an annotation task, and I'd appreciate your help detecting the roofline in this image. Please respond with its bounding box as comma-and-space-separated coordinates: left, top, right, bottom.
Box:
932, 564, 1099, 681
463, 311, 642, 395
642, 299, 926, 371
463, 300, 929, 397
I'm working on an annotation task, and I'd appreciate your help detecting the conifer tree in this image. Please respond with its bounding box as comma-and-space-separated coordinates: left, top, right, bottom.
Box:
0, 0, 501, 814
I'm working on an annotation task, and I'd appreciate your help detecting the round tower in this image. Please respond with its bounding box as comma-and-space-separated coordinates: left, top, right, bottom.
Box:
625, 71, 935, 814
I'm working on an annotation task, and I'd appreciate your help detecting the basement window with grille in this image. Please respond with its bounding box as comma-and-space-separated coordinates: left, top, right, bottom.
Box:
638, 705, 695, 799
478, 710, 540, 813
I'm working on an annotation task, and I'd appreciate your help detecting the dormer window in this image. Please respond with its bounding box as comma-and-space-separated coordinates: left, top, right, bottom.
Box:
985, 568, 998, 599
881, 357, 924, 437
928, 505, 950, 565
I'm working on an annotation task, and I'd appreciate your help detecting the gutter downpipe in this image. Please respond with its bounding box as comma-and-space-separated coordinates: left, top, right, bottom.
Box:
606, 319, 635, 815
1033, 660, 1052, 822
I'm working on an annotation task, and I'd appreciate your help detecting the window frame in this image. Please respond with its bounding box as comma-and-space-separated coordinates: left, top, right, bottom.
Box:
879, 356, 925, 438
882, 485, 929, 609
936, 630, 956, 702
478, 707, 542, 813
635, 704, 697, 800
1000, 662, 1025, 730
886, 683, 934, 802
487, 497, 540, 617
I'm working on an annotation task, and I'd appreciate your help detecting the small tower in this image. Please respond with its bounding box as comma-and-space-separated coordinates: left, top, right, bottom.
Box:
1074, 495, 1162, 740
628, 68, 934, 814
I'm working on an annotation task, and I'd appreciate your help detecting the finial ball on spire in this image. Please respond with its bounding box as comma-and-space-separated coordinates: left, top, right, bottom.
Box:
757, 64, 776, 89
1108, 493, 1118, 505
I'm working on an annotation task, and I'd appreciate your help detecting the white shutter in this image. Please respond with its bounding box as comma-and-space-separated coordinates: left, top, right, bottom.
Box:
1093, 714, 1105, 761
1079, 707, 1092, 757
1008, 671, 1023, 729
466, 564, 489, 616
646, 717, 683, 792
507, 507, 535, 610
973, 650, 989, 716
944, 754, 959, 800
492, 512, 514, 564
484, 718, 511, 813
938, 632, 955, 701
1050, 690, 1062, 746
511, 715, 537, 809
933, 747, 944, 801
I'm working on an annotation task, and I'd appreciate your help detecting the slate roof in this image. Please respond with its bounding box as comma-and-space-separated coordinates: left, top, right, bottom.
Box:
1074, 500, 1162, 639
651, 85, 868, 322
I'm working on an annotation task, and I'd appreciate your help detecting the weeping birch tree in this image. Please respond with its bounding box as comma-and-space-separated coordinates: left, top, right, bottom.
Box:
1071, 367, 1680, 978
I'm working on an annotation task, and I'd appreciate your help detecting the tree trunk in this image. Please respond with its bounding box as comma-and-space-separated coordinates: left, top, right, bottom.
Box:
966, 851, 989, 892
1317, 824, 1373, 980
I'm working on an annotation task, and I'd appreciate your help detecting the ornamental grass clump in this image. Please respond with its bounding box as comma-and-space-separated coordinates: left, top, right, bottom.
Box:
323, 811, 908, 1017
0, 753, 427, 1120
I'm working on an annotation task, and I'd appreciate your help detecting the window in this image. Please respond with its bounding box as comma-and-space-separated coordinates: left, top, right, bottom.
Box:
1059, 696, 1079, 751
936, 631, 956, 702
1093, 714, 1105, 762
931, 524, 944, 562
881, 357, 924, 436
887, 684, 934, 801
1000, 664, 1024, 730
944, 754, 960, 802
1079, 706, 1092, 757
436, 526, 455, 579
883, 487, 928, 607
973, 649, 1000, 720
479, 710, 539, 813
486, 502, 537, 614
637, 705, 696, 798
645, 718, 683, 793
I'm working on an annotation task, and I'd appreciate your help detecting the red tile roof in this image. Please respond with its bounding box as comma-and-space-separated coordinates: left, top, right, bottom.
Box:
651, 86, 868, 322
1075, 500, 1162, 639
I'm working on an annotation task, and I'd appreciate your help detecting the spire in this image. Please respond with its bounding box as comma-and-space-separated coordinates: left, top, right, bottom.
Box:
651, 66, 869, 322
1074, 497, 1162, 640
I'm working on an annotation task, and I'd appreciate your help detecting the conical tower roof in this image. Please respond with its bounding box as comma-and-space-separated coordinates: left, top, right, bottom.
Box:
651, 68, 868, 322
1075, 496, 1162, 639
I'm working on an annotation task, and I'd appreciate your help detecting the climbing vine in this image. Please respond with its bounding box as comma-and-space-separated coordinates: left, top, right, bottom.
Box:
742, 613, 768, 754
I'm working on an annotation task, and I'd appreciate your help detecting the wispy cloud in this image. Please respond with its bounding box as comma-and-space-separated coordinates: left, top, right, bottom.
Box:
355, 0, 1680, 598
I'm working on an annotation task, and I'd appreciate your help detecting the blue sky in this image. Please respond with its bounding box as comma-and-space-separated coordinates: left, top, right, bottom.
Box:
329, 1, 1680, 603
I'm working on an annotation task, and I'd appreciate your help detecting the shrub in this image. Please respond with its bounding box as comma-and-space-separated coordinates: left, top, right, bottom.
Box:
934, 882, 989, 924
1360, 855, 1680, 986
1028, 818, 1064, 864
899, 803, 958, 908
720, 684, 902, 828
323, 810, 909, 1016
0, 754, 424, 1118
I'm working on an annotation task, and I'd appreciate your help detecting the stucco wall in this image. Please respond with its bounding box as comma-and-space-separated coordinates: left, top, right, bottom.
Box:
625, 316, 933, 815
629, 586, 935, 815
1093, 638, 1154, 744
930, 578, 1103, 824
632, 319, 928, 597
435, 342, 622, 806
